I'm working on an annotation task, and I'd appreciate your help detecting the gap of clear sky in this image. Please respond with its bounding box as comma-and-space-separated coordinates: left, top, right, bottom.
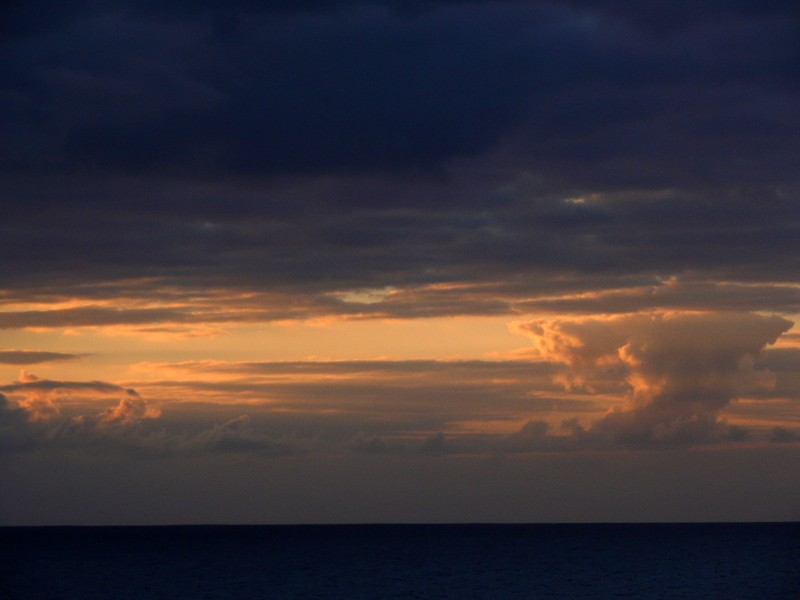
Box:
1, 0, 799, 525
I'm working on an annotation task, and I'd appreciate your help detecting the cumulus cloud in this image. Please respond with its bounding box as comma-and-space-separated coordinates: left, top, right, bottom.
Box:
6, 371, 61, 420
97, 390, 161, 427
516, 312, 793, 445
0, 373, 309, 457
0, 373, 162, 448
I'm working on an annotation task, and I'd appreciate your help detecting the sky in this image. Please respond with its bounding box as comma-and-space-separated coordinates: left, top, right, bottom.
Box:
1, 0, 799, 525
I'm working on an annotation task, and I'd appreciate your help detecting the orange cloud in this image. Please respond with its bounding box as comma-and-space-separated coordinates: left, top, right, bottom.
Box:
97, 390, 161, 427
516, 312, 793, 444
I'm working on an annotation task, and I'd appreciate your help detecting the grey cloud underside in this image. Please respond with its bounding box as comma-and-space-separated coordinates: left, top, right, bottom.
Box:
1, 184, 798, 316
1, 2, 798, 307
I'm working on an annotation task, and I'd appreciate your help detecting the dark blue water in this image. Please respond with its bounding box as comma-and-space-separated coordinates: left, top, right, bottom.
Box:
1, 523, 798, 599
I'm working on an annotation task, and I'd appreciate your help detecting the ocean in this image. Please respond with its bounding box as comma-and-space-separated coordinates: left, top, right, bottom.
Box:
1, 523, 798, 599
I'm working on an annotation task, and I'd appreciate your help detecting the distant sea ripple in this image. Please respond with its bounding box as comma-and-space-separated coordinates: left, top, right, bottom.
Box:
1, 523, 798, 599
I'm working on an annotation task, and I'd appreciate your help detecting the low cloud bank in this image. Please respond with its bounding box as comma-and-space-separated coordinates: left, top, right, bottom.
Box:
0, 372, 301, 456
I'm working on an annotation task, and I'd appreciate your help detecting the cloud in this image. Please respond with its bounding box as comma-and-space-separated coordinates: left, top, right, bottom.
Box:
1, 178, 797, 328
0, 372, 309, 457
0, 350, 83, 364
517, 280, 800, 315
4, 1, 797, 180
0, 392, 35, 450
0, 307, 190, 329
1, 371, 124, 421
516, 312, 793, 445
2, 339, 798, 459
0, 375, 131, 396
2, 2, 800, 527
97, 390, 161, 427
156, 358, 555, 378
0, 2, 796, 323
0, 359, 581, 457
0, 373, 161, 446
187, 415, 300, 455
770, 427, 799, 443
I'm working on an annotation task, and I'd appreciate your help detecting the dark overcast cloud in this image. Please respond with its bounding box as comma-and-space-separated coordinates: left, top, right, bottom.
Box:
1, 0, 799, 312
5, 1, 796, 177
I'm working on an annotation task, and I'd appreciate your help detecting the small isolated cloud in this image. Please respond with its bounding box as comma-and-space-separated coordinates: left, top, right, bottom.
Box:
17, 370, 40, 383
516, 312, 793, 445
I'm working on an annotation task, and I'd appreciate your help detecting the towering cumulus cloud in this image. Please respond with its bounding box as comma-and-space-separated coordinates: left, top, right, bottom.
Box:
518, 312, 792, 444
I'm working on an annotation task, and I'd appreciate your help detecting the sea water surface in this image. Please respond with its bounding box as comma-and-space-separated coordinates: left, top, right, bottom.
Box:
1, 523, 798, 599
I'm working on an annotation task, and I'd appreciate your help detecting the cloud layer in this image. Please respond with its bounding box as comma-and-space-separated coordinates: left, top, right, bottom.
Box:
0, 1, 797, 316
3, 319, 797, 459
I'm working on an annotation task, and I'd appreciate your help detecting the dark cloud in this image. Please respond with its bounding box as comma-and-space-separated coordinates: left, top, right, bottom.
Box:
770, 427, 799, 443
0, 350, 82, 364
0, 184, 797, 322
2, 3, 545, 174
186, 415, 300, 455
160, 358, 555, 377
1, 0, 798, 310
518, 280, 800, 315
0, 307, 191, 329
0, 392, 33, 450
0, 377, 130, 395
753, 348, 800, 399
3, 1, 796, 178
